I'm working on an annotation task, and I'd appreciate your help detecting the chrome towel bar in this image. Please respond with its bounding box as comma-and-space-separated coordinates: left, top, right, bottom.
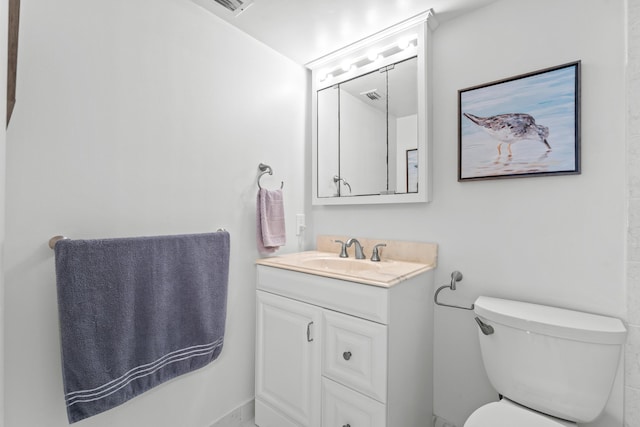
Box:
49, 229, 228, 250
49, 235, 69, 249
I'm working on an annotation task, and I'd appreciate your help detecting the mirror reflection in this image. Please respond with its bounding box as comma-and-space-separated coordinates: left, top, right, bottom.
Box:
317, 56, 418, 198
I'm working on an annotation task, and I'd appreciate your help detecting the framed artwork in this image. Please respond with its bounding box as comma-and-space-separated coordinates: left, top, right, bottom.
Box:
406, 149, 418, 193
458, 61, 581, 181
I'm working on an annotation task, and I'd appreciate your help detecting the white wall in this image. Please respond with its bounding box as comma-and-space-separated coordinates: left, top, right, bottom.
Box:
340, 89, 387, 195
317, 87, 339, 197
311, 1, 627, 426
626, 0, 640, 425
4, 0, 307, 426
0, 0, 8, 424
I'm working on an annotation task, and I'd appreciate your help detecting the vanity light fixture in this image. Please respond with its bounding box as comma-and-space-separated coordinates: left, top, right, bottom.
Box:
397, 35, 417, 50
316, 34, 418, 83
341, 61, 354, 73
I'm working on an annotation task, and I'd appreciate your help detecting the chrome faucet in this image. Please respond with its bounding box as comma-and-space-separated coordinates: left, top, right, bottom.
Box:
346, 238, 366, 259
334, 240, 348, 258
370, 243, 387, 262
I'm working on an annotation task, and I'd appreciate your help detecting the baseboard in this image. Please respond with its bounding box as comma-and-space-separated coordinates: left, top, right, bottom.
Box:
210, 399, 255, 427
433, 414, 458, 427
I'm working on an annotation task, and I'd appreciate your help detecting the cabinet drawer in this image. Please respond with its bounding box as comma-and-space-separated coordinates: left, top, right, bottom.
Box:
257, 266, 389, 323
323, 310, 387, 402
322, 377, 386, 427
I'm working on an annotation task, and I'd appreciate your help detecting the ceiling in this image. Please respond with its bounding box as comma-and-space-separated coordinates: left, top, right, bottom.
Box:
189, 0, 498, 66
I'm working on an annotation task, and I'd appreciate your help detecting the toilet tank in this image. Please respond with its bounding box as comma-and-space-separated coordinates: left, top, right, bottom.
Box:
474, 296, 627, 423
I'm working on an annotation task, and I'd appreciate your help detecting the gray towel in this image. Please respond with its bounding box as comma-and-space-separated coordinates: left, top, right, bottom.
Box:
54, 232, 230, 423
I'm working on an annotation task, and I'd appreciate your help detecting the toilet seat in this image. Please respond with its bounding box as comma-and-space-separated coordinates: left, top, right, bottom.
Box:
464, 399, 575, 427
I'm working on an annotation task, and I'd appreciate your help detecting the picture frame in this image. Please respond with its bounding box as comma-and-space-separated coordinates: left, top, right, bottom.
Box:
458, 61, 581, 181
406, 148, 418, 193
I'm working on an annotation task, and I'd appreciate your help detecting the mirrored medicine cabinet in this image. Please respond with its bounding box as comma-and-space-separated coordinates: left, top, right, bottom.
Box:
307, 11, 434, 205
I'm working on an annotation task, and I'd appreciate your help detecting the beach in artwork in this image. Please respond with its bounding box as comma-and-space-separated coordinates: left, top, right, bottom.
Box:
460, 65, 577, 179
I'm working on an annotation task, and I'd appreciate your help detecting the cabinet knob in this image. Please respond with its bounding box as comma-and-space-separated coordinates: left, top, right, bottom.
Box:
343, 351, 352, 361
342, 424, 351, 427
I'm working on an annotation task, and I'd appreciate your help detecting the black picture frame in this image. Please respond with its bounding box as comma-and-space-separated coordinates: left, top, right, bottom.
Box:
458, 61, 581, 181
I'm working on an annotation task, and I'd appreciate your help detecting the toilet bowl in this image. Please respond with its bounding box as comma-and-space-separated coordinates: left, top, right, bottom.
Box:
464, 296, 627, 427
465, 398, 574, 427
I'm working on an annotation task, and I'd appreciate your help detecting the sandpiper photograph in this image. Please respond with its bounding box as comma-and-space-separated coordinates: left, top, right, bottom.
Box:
458, 61, 581, 181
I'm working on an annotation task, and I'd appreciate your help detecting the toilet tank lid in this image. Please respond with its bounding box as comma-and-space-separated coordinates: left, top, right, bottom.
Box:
474, 296, 627, 345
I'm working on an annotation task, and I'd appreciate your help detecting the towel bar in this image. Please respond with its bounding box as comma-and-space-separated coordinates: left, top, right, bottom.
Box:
49, 229, 229, 250
49, 235, 69, 249
434, 270, 474, 311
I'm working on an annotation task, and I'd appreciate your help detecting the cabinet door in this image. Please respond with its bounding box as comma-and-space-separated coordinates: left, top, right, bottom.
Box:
256, 291, 322, 427
322, 377, 386, 427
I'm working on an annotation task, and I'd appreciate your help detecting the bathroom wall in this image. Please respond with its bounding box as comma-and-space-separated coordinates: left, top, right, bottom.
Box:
626, 0, 640, 425
311, 0, 627, 426
340, 91, 387, 195
0, 0, 8, 424
3, 0, 307, 426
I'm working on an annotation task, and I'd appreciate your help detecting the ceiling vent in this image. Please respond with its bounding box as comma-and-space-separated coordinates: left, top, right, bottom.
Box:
361, 90, 382, 101
213, 0, 254, 14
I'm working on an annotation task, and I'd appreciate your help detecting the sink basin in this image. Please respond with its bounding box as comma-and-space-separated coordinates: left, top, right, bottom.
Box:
256, 250, 435, 287
300, 257, 382, 273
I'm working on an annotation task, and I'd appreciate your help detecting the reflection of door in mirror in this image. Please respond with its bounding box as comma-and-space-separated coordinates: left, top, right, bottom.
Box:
388, 57, 418, 194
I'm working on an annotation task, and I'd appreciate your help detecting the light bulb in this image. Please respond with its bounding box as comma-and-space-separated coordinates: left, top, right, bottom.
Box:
397, 38, 411, 50
318, 70, 329, 82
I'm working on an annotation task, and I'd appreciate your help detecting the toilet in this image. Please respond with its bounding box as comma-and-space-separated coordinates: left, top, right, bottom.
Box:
465, 296, 627, 426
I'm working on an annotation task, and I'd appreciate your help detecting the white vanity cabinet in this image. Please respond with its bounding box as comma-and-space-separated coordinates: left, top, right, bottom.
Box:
256, 290, 322, 427
255, 263, 434, 427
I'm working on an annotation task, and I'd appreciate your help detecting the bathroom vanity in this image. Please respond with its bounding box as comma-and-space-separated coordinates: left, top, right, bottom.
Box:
254, 237, 437, 427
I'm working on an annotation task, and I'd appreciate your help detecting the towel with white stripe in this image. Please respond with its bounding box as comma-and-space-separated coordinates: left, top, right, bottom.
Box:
54, 232, 230, 423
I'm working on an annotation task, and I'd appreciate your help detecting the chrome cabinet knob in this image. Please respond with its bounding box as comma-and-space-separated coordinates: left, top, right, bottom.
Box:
343, 351, 352, 361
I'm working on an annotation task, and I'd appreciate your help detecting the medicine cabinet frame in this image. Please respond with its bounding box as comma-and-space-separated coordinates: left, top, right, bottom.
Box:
307, 11, 434, 205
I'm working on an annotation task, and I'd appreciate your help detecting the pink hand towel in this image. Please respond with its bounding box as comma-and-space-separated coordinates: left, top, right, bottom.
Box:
257, 188, 286, 253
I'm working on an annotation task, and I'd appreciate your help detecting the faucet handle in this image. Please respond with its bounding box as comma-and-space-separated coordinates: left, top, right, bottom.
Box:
370, 243, 387, 262
334, 240, 348, 258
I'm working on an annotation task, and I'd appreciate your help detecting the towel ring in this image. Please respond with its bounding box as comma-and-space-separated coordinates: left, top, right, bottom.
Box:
257, 163, 283, 190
